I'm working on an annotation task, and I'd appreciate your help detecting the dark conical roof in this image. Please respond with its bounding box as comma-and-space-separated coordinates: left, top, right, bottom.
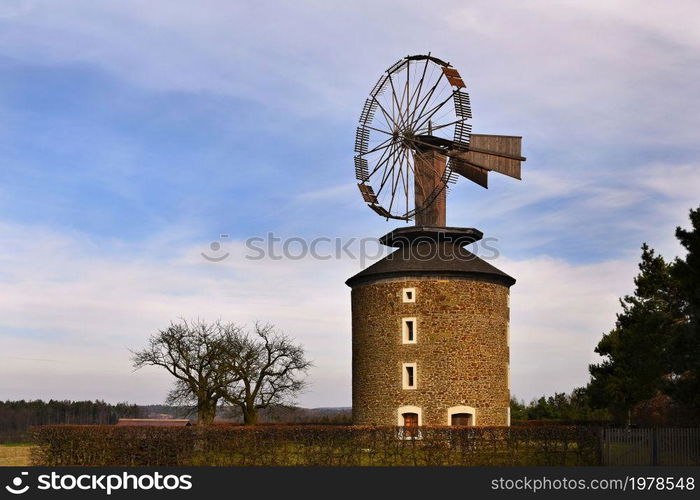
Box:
345, 226, 515, 288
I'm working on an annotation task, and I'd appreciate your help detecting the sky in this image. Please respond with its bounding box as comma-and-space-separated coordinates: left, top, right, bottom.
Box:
1, 0, 699, 407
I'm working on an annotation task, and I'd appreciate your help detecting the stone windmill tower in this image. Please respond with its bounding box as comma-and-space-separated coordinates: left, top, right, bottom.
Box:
347, 55, 525, 428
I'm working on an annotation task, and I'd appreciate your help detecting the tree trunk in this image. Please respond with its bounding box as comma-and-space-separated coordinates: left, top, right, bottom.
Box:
242, 402, 258, 426
197, 397, 217, 425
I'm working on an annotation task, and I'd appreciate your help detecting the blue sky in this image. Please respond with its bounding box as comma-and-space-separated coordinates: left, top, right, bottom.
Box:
1, 0, 699, 406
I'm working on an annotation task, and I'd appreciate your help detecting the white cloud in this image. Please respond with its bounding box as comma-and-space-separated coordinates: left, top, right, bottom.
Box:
444, 158, 700, 261
0, 221, 362, 406
503, 254, 638, 400
1, 0, 698, 145
0, 215, 662, 405
1, 0, 699, 407
0, 158, 697, 405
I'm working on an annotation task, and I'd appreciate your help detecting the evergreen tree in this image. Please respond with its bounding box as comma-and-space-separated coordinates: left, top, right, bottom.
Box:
666, 206, 700, 409
509, 388, 610, 422
588, 244, 682, 423
509, 396, 528, 421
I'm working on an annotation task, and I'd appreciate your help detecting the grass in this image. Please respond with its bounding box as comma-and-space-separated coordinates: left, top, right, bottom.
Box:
604, 442, 700, 466
0, 444, 33, 467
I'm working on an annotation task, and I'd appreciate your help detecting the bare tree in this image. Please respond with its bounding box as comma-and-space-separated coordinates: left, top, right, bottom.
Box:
131, 319, 238, 425
131, 320, 311, 426
220, 322, 312, 425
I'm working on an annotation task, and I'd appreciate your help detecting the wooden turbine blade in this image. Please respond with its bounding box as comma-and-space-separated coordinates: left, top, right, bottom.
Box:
368, 203, 408, 220
441, 67, 466, 88
357, 183, 378, 203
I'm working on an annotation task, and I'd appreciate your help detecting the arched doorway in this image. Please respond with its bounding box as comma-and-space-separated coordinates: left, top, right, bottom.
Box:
447, 405, 476, 426
397, 405, 422, 439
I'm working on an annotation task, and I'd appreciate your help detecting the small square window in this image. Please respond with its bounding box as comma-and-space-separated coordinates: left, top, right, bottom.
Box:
402, 363, 417, 389
402, 318, 417, 344
402, 288, 416, 303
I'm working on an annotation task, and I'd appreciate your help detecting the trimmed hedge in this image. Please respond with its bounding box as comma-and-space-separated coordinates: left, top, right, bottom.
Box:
31, 425, 602, 466
511, 419, 613, 427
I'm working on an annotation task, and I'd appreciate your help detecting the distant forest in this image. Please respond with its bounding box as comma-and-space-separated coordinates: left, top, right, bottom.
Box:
0, 400, 353, 442
0, 400, 143, 442
142, 404, 353, 425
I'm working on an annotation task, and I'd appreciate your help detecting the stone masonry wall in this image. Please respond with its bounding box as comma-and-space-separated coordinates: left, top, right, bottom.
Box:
351, 277, 510, 426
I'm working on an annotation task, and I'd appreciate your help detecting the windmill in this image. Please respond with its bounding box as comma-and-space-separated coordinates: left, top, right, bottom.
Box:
354, 54, 526, 226
347, 54, 525, 428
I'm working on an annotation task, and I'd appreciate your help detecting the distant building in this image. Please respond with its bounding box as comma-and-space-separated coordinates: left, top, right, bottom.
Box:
147, 413, 176, 419
116, 418, 191, 427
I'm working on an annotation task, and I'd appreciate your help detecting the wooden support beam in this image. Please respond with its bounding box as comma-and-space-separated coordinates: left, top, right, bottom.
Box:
413, 149, 446, 227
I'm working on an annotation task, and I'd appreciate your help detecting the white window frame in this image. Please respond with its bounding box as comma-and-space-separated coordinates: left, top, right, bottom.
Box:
402, 287, 416, 303
402, 362, 417, 390
447, 405, 476, 426
402, 317, 417, 344
507, 361, 510, 393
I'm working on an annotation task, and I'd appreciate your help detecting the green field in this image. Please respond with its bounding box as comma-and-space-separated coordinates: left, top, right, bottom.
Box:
0, 444, 33, 467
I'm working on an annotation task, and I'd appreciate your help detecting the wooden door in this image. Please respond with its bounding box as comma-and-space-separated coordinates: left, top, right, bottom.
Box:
403, 412, 418, 437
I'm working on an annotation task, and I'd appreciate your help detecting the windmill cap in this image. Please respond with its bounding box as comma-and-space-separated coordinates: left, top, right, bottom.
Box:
346, 226, 515, 288
379, 226, 483, 248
